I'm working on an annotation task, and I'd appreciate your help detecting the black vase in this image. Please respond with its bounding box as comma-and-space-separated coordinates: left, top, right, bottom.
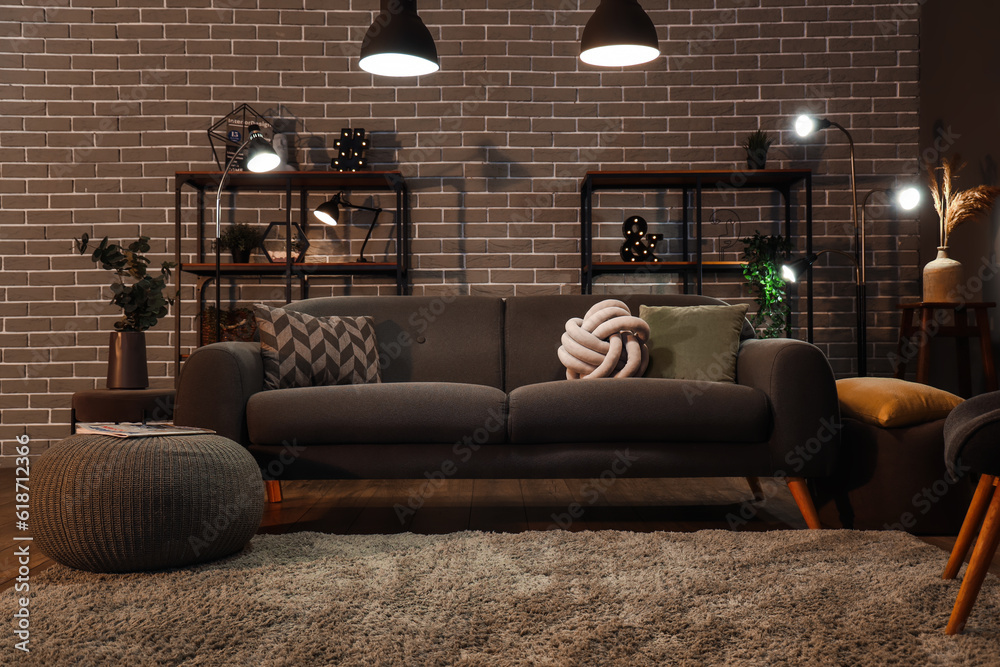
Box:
746, 149, 767, 170
107, 331, 148, 389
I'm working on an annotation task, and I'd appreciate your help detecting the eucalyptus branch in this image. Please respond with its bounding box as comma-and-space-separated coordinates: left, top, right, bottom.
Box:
76, 232, 177, 332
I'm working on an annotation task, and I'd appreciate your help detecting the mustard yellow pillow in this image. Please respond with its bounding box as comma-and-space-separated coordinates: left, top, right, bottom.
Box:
836, 377, 963, 428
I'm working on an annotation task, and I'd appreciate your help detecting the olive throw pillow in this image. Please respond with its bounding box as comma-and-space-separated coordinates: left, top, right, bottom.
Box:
254, 304, 381, 390
836, 377, 963, 428
639, 303, 749, 383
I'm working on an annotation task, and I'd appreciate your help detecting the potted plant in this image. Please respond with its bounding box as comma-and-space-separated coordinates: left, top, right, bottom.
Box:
741, 230, 791, 339
741, 129, 774, 170
218, 222, 265, 263
76, 233, 176, 389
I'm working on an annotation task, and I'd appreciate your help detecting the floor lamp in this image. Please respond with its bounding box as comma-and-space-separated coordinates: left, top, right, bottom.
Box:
214, 124, 280, 342
793, 115, 865, 374
782, 184, 920, 377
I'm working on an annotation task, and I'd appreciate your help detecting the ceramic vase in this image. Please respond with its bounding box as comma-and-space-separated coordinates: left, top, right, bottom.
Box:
922, 246, 963, 303
107, 331, 149, 389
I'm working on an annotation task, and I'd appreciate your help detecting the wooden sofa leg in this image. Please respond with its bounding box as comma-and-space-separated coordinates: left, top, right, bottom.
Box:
944, 474, 997, 579
786, 477, 822, 529
265, 480, 283, 503
946, 484, 1000, 635
746, 476, 764, 502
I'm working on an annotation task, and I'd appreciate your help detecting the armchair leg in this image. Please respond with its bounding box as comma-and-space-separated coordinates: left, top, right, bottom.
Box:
946, 483, 1000, 635
786, 477, 822, 529
265, 480, 283, 503
944, 475, 997, 579
746, 476, 765, 502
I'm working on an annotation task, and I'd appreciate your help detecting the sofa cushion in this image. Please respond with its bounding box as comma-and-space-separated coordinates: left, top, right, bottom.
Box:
284, 296, 504, 388
504, 294, 755, 392
508, 378, 770, 444
837, 377, 963, 428
254, 304, 380, 390
247, 382, 508, 446
639, 303, 749, 383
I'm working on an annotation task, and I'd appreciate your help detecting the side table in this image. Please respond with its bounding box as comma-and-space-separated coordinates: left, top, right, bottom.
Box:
70, 388, 176, 433
894, 301, 998, 397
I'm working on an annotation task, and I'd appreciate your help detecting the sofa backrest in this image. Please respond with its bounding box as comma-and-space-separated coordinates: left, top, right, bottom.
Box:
283, 295, 504, 389
503, 294, 755, 391
280, 294, 753, 391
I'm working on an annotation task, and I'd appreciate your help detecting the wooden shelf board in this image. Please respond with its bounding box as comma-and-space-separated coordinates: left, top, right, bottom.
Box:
181, 262, 398, 277
175, 170, 404, 192
590, 260, 744, 273
584, 169, 811, 190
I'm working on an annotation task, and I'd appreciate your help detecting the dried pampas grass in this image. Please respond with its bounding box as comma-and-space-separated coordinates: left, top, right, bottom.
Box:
925, 155, 1000, 247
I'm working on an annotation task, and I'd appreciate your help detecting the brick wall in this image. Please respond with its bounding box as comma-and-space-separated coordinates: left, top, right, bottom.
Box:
0, 0, 921, 464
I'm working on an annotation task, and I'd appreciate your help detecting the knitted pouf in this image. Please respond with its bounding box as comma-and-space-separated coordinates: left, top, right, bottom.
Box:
31, 433, 264, 573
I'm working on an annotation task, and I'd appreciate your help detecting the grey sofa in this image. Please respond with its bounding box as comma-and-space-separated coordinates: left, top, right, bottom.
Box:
174, 293, 841, 527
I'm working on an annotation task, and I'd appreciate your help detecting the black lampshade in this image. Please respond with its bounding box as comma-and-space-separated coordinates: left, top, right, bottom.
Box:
580, 0, 659, 67
313, 195, 342, 226
359, 0, 439, 77
781, 255, 818, 283
244, 125, 280, 173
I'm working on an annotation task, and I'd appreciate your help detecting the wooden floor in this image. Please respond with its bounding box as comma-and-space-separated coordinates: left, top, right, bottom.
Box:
3, 468, 998, 591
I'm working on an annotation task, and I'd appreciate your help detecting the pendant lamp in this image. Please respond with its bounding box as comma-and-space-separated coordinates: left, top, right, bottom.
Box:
359, 0, 439, 77
580, 0, 660, 67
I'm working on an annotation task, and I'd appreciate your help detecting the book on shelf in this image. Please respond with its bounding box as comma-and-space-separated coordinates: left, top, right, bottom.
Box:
75, 422, 216, 438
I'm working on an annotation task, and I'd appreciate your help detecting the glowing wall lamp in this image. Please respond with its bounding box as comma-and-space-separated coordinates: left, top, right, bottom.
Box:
580, 0, 660, 67
359, 0, 439, 77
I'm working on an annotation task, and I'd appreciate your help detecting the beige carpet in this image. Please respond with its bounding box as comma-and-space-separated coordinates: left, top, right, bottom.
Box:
5, 530, 999, 666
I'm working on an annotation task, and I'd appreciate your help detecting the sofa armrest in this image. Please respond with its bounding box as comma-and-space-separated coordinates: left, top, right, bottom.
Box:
173, 342, 264, 446
736, 338, 841, 477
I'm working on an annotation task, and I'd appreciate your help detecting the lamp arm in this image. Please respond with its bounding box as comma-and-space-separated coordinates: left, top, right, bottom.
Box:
814, 248, 860, 276
214, 135, 254, 344
861, 187, 882, 210
828, 120, 861, 283
215, 137, 255, 240
341, 201, 381, 214
357, 207, 383, 263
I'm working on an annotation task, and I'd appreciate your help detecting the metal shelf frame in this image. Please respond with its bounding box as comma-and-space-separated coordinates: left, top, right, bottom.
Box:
172, 170, 409, 377
580, 169, 813, 342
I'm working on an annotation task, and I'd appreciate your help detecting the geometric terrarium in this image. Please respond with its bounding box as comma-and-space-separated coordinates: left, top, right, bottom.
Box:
261, 222, 310, 263
207, 103, 273, 171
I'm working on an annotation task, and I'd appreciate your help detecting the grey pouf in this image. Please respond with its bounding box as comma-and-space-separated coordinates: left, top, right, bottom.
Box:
31, 433, 264, 573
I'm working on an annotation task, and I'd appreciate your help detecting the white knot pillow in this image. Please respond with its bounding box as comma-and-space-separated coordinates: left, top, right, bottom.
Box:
557, 299, 650, 380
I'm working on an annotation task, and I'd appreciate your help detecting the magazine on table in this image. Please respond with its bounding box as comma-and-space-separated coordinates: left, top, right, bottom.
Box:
75, 422, 216, 438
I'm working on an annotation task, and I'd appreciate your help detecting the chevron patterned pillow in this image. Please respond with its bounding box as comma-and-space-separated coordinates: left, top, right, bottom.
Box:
254, 304, 381, 390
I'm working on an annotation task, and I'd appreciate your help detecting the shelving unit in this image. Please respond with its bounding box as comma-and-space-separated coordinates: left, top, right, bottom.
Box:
580, 169, 813, 340
172, 170, 408, 376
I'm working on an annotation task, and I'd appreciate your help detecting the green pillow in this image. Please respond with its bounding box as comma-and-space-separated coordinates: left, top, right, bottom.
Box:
639, 304, 750, 382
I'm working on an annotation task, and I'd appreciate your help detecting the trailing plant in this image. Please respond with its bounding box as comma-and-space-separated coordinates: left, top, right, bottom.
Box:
75, 233, 176, 332
218, 222, 266, 252
741, 230, 792, 339
925, 155, 1000, 247
741, 129, 774, 169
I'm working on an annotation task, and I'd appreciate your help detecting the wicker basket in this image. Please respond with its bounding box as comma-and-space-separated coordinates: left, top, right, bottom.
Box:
201, 306, 258, 346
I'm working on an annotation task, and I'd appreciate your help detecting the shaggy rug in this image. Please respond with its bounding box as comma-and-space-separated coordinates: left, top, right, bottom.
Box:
5, 530, 1000, 666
